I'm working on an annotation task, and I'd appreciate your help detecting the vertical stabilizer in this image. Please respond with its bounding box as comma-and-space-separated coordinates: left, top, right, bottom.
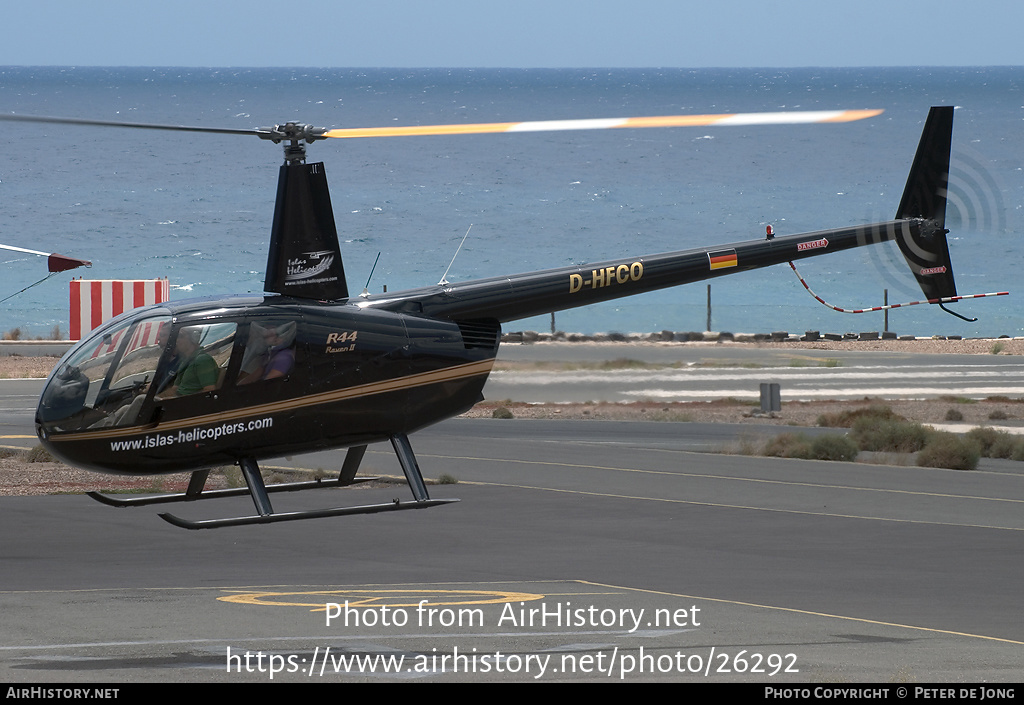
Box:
895, 106, 957, 300
264, 162, 349, 300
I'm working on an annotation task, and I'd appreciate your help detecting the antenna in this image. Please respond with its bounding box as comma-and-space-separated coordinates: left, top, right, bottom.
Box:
439, 225, 473, 286
359, 252, 381, 298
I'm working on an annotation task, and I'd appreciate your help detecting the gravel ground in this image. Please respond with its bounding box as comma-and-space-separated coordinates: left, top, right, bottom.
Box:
4, 337, 1021, 495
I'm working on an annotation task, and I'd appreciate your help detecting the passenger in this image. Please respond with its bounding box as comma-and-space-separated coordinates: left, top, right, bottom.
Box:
239, 321, 296, 384
261, 323, 296, 380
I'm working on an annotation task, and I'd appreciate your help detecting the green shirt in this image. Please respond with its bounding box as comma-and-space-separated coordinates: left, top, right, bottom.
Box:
175, 352, 218, 396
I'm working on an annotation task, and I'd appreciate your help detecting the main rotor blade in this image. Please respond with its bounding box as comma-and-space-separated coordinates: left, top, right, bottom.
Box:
2, 108, 882, 143
322, 109, 883, 139
0, 113, 258, 136
0, 243, 91, 272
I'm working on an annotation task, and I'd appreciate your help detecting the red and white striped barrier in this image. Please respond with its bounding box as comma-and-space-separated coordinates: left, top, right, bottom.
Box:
70, 279, 170, 340
86, 318, 166, 360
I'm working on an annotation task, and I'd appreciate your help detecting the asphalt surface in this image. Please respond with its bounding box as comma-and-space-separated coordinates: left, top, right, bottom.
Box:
2, 349, 1023, 682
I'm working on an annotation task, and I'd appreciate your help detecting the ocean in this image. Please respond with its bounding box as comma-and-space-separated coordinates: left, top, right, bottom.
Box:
0, 66, 1021, 339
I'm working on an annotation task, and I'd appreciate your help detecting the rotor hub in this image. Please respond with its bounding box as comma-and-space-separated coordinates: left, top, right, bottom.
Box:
256, 122, 329, 164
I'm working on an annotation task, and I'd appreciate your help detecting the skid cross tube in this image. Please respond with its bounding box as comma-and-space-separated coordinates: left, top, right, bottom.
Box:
85, 445, 375, 508
154, 438, 455, 529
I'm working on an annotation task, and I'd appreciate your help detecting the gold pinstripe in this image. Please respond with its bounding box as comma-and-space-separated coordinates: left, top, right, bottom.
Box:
49, 358, 494, 443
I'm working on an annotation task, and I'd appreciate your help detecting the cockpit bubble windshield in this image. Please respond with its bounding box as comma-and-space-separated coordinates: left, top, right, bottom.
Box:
38, 313, 172, 434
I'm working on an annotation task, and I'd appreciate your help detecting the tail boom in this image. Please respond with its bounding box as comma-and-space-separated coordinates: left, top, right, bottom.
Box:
370, 218, 919, 322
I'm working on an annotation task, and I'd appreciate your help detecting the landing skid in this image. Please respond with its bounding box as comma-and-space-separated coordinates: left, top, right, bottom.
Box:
86, 477, 376, 508
87, 434, 458, 529
159, 498, 454, 529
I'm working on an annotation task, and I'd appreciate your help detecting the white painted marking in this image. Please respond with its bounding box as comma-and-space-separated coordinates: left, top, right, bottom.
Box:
623, 387, 1024, 400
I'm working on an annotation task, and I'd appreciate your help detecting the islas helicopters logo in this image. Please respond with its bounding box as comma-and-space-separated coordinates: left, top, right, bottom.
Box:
285, 250, 339, 285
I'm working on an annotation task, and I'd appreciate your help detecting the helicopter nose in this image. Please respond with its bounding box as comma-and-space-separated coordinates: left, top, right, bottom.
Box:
37, 364, 90, 433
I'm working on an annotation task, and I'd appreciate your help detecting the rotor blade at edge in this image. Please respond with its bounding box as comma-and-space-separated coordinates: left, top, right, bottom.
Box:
0, 243, 91, 272
0, 113, 259, 136
48, 253, 92, 273
321, 109, 883, 139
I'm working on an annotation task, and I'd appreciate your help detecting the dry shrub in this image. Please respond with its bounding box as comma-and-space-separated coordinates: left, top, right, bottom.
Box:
810, 434, 860, 462
965, 427, 1005, 456
764, 432, 858, 462
851, 417, 931, 453
817, 404, 903, 428
917, 432, 980, 471
764, 433, 813, 458
23, 445, 55, 463
964, 427, 1024, 460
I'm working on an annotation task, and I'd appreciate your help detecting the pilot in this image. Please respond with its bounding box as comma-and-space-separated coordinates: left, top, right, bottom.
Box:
162, 327, 218, 397
153, 323, 181, 392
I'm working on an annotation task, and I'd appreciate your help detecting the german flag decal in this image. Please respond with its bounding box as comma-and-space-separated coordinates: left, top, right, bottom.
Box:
707, 249, 738, 270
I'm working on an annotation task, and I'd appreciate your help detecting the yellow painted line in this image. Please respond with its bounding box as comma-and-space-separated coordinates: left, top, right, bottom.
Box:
579, 580, 1024, 646
3, 579, 1017, 652
218, 588, 545, 612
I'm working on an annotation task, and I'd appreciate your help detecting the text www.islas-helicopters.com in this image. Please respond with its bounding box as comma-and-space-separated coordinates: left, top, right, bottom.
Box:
109, 418, 273, 452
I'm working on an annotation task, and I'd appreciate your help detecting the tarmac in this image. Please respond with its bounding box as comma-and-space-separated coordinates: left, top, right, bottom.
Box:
1, 343, 1023, 682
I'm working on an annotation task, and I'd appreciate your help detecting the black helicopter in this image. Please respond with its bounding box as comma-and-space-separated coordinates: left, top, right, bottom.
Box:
14, 105, 974, 528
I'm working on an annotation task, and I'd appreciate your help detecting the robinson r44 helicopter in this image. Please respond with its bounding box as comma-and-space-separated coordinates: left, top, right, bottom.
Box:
7, 105, 990, 528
